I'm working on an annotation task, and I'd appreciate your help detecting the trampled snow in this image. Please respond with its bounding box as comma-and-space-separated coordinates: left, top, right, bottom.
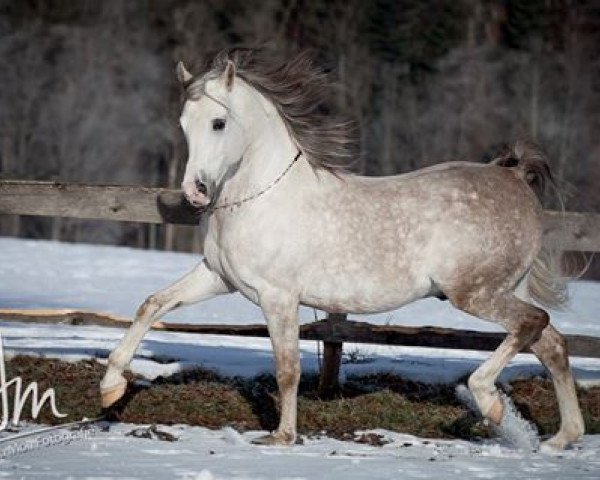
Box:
2, 423, 600, 479
0, 237, 598, 479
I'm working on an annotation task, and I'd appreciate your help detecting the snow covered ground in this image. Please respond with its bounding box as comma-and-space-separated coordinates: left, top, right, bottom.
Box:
2, 423, 600, 480
0, 237, 599, 479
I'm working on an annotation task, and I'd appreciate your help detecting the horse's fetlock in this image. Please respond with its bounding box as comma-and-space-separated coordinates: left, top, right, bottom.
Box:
566, 410, 586, 439
277, 429, 296, 445
107, 351, 122, 369
569, 421, 585, 440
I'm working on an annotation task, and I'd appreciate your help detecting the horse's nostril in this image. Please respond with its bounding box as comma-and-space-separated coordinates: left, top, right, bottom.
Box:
194, 178, 207, 195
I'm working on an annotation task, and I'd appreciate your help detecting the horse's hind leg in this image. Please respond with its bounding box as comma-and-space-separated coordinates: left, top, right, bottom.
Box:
450, 293, 549, 425
100, 260, 231, 407
529, 324, 584, 450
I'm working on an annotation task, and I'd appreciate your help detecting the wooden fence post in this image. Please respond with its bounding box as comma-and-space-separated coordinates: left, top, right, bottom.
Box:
318, 313, 346, 398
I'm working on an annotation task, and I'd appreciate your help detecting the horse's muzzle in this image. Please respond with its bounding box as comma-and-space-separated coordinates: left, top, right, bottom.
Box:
182, 179, 211, 208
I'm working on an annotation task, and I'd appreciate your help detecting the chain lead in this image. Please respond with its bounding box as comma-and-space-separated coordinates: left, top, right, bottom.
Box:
203, 150, 302, 214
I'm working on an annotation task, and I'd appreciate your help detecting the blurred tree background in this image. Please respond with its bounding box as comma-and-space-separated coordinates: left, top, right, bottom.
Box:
0, 0, 599, 256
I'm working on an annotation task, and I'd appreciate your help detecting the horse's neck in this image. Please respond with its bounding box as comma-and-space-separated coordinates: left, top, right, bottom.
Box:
218, 111, 313, 204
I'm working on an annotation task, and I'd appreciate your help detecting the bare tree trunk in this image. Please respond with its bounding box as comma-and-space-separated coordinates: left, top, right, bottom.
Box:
530, 60, 539, 140
2, 137, 21, 237
136, 224, 146, 249
51, 217, 62, 241
164, 79, 187, 251
148, 224, 158, 250
467, 0, 481, 48
1, 216, 21, 237
192, 227, 202, 254
558, 12, 581, 181
163, 153, 180, 251
380, 64, 397, 175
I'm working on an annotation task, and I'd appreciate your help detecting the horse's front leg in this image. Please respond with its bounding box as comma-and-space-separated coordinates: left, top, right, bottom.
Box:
253, 292, 300, 446
100, 260, 232, 407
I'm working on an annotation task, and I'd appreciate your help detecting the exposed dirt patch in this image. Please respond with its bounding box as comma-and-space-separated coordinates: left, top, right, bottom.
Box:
4, 356, 599, 443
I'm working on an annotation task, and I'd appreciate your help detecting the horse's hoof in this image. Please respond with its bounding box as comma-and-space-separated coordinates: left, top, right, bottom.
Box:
251, 432, 295, 446
540, 440, 564, 454
100, 379, 127, 408
486, 397, 504, 425
540, 433, 578, 452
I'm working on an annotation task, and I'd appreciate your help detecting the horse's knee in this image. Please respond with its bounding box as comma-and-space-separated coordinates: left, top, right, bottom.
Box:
136, 294, 162, 319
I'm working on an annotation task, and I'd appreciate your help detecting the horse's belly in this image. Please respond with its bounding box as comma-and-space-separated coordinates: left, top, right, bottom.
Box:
299, 274, 431, 314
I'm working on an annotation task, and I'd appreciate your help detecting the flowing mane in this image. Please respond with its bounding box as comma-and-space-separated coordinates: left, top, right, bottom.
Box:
184, 48, 359, 172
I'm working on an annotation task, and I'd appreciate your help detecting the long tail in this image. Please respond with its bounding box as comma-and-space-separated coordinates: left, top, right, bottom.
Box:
492, 140, 569, 309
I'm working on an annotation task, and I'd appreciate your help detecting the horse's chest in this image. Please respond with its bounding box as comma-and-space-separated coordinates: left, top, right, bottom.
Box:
201, 225, 232, 276
201, 221, 264, 293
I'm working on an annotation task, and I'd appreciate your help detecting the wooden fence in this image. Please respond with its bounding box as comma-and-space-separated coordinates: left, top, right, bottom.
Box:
2, 180, 600, 250
1, 180, 599, 394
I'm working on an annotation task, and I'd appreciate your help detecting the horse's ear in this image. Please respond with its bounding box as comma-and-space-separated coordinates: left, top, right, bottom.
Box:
223, 59, 236, 91
176, 61, 193, 85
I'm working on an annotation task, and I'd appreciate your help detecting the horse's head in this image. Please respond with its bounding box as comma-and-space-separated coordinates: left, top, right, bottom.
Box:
177, 49, 357, 208
177, 60, 251, 208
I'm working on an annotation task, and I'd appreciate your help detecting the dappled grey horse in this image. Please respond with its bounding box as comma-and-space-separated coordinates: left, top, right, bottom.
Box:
100, 49, 584, 450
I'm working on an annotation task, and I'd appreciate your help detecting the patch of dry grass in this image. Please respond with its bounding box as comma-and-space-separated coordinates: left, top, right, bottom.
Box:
4, 356, 599, 441
511, 378, 600, 436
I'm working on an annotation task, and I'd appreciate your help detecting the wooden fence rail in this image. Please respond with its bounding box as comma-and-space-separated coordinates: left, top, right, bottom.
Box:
0, 180, 196, 224
1, 308, 599, 359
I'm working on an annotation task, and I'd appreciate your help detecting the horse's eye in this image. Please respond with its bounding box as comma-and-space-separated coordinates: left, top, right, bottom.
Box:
212, 118, 226, 131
